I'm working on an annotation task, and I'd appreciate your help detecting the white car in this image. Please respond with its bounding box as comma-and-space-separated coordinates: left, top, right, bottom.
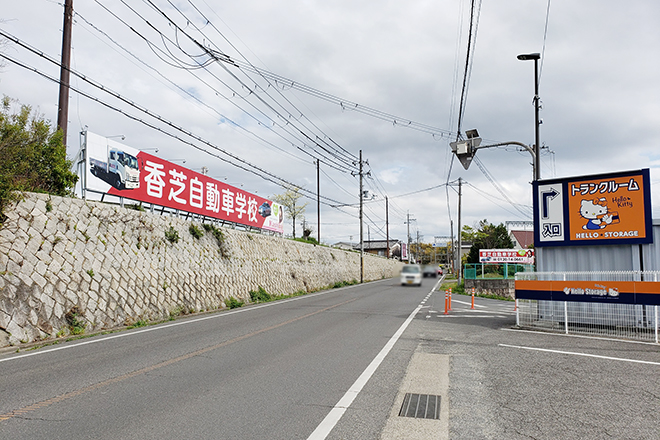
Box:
400, 264, 422, 287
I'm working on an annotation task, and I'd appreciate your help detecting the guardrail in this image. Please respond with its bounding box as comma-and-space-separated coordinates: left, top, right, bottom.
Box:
463, 263, 534, 280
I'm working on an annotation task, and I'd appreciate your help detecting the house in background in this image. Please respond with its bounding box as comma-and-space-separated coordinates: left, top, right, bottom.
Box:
353, 239, 400, 258
506, 220, 534, 249
332, 242, 356, 251
510, 230, 534, 249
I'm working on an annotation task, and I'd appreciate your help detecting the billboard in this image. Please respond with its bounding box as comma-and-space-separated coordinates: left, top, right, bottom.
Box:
516, 279, 660, 305
479, 249, 534, 264
533, 169, 653, 247
84, 131, 284, 233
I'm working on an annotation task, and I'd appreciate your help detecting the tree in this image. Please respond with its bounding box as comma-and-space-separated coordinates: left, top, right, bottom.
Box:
0, 96, 78, 221
466, 219, 514, 264
271, 185, 307, 238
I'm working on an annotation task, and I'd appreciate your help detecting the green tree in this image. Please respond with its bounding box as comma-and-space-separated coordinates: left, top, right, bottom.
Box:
466, 219, 514, 264
271, 185, 307, 238
0, 96, 78, 221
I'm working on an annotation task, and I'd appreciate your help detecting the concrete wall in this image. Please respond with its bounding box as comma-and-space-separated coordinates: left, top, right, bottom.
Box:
0, 193, 403, 347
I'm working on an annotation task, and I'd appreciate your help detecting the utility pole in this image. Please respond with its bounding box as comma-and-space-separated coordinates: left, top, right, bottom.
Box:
405, 212, 416, 263
57, 0, 73, 147
407, 212, 410, 263
457, 177, 463, 285
450, 220, 454, 274
385, 196, 389, 259
359, 150, 364, 283
316, 159, 321, 243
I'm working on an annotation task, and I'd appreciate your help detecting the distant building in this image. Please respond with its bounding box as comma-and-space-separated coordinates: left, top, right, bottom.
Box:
352, 239, 400, 258
510, 230, 534, 249
505, 220, 534, 249
332, 242, 356, 251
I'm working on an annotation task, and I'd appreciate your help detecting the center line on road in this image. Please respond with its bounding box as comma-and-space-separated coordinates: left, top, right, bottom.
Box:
0, 279, 387, 364
0, 298, 358, 423
499, 344, 660, 366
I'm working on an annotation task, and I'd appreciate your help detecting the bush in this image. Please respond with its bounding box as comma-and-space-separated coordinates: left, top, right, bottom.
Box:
64, 306, 86, 335
165, 225, 180, 244
249, 286, 272, 303
189, 224, 204, 239
225, 296, 244, 309
203, 223, 229, 257
0, 96, 78, 222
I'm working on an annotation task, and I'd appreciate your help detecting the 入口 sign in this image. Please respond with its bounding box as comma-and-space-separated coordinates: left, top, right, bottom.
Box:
533, 169, 653, 247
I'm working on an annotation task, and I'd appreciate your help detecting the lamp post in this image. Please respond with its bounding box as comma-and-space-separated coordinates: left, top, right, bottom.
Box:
517, 52, 541, 181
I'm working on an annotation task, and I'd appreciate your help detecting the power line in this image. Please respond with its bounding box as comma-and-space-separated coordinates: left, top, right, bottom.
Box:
93, 0, 356, 174
0, 35, 351, 209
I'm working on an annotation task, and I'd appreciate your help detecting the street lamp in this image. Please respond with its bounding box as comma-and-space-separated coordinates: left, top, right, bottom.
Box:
517, 52, 541, 181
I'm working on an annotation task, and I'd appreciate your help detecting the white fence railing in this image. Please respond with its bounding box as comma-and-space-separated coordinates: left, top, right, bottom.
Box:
515, 271, 660, 343
516, 271, 660, 282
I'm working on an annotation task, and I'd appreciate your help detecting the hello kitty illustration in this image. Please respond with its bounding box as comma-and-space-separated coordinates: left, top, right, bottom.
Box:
580, 198, 613, 230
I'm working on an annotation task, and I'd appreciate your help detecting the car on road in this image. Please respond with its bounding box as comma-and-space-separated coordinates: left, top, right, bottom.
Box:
422, 265, 437, 278
437, 266, 444, 276
400, 264, 422, 286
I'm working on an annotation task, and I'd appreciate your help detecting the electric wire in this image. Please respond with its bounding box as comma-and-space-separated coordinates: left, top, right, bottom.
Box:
95, 0, 356, 174
0, 35, 350, 209
138, 0, 358, 173
74, 10, 311, 168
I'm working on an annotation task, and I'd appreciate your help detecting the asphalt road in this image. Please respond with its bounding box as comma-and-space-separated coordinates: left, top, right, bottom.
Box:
1, 277, 659, 439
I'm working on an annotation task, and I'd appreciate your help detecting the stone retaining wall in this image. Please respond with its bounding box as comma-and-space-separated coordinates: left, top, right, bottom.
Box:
464, 279, 515, 299
0, 193, 402, 347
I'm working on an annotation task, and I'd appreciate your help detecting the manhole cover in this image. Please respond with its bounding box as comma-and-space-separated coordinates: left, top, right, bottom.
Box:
398, 393, 441, 419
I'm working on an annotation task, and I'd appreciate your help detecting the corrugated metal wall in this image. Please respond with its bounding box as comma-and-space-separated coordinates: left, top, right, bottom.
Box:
537, 220, 660, 272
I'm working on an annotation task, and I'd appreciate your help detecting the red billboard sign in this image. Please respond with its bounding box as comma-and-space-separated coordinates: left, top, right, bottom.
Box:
479, 249, 534, 264
84, 132, 284, 233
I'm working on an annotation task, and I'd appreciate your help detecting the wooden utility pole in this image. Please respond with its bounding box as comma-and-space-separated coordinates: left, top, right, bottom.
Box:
385, 196, 389, 259
359, 150, 364, 283
457, 177, 463, 284
317, 160, 321, 244
57, 0, 73, 147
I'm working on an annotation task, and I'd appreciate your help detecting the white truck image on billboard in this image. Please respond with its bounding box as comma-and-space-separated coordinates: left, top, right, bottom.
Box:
90, 147, 140, 190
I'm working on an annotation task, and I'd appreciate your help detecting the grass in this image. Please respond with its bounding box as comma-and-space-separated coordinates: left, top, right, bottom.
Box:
331, 279, 359, 289
126, 319, 148, 329
165, 225, 180, 244
249, 286, 273, 303
202, 223, 229, 257
189, 224, 204, 239
64, 306, 86, 335
12, 277, 373, 353
225, 296, 244, 309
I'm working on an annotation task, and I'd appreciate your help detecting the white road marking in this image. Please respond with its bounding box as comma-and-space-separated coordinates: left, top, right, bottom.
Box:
451, 299, 486, 308
501, 328, 660, 346
307, 281, 440, 440
0, 279, 392, 364
499, 344, 660, 366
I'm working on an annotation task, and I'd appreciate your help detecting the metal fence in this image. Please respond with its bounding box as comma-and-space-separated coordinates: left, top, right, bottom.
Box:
464, 263, 535, 280
516, 271, 660, 343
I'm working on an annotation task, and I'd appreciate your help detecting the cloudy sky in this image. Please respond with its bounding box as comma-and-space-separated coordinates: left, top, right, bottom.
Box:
2, 0, 659, 246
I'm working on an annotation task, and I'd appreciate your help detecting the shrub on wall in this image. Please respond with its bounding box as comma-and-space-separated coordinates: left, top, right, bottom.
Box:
0, 96, 78, 223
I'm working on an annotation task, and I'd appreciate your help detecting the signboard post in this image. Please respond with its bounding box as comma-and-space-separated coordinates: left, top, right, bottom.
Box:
533, 169, 653, 247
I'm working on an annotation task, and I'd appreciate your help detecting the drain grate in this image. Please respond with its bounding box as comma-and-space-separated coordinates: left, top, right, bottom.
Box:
398, 393, 441, 419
